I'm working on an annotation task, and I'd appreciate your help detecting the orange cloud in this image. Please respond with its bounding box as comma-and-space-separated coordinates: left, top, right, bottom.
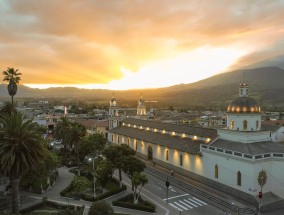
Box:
0, 0, 284, 88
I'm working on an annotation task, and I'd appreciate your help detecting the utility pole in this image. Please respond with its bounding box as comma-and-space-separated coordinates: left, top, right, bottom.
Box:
166, 177, 170, 203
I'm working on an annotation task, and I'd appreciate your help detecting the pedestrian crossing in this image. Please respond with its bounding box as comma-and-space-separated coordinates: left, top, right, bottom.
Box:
166, 195, 208, 211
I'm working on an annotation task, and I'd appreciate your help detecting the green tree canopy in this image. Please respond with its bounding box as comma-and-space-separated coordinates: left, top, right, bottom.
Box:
103, 144, 136, 185
96, 160, 115, 190
132, 172, 148, 204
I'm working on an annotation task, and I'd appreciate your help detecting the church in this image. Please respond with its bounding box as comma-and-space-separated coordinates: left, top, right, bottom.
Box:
107, 83, 284, 209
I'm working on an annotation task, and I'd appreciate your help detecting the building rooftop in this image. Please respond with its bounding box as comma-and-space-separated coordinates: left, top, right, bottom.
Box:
211, 139, 284, 155
111, 126, 203, 155
121, 118, 217, 138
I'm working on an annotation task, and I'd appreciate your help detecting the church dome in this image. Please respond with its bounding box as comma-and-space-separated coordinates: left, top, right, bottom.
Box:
227, 97, 261, 113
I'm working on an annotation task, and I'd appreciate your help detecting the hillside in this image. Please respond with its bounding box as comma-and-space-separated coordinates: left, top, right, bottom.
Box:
1, 67, 284, 108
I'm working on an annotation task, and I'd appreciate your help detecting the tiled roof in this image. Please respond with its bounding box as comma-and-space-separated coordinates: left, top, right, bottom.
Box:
110, 126, 202, 155
211, 139, 284, 155
121, 118, 217, 138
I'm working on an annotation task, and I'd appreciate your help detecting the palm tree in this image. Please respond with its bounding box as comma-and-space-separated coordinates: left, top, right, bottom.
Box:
54, 116, 72, 154
2, 67, 22, 106
0, 101, 15, 115
69, 122, 86, 176
0, 112, 45, 214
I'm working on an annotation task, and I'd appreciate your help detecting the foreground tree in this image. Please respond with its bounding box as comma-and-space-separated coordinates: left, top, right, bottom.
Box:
69, 122, 86, 176
54, 116, 71, 153
81, 133, 106, 159
0, 101, 15, 115
132, 172, 148, 204
103, 144, 135, 187
0, 112, 45, 214
88, 201, 114, 215
96, 160, 115, 193
2, 67, 22, 106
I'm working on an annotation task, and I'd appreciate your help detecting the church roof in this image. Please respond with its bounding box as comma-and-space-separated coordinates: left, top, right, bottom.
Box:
110, 126, 202, 154
121, 118, 217, 138
210, 139, 284, 155
227, 97, 261, 113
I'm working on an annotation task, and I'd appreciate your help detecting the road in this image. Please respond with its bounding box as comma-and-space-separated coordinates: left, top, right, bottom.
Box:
141, 171, 225, 215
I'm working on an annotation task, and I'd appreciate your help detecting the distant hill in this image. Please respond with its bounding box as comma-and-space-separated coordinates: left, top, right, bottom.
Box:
1, 66, 284, 108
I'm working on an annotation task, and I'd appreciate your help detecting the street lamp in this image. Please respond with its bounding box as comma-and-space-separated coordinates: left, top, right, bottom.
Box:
88, 157, 96, 197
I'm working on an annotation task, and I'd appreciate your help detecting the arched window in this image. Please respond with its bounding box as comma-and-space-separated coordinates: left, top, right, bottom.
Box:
180, 154, 183, 166
243, 120, 248, 131
215, 165, 218, 179
256, 120, 259, 130
230, 120, 234, 130
237, 171, 241, 186
166, 150, 169, 161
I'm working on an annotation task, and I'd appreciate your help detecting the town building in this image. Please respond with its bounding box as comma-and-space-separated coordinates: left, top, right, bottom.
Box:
107, 81, 284, 210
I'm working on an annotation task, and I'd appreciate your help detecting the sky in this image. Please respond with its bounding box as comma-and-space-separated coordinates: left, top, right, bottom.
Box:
1, 0, 284, 90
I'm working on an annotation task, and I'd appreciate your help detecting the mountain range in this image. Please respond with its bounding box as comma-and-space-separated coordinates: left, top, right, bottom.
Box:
1, 67, 284, 108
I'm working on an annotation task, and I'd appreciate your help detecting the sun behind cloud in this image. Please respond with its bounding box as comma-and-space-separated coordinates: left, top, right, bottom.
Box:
103, 46, 246, 90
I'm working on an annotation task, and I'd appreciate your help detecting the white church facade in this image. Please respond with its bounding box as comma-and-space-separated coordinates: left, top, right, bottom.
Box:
107, 83, 284, 209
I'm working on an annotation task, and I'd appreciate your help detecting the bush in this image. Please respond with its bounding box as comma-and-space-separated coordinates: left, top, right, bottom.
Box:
88, 201, 114, 215
20, 201, 83, 214
112, 194, 156, 213
82, 184, 126, 202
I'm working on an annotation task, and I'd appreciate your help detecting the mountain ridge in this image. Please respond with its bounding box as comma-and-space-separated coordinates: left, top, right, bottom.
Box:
1, 66, 284, 108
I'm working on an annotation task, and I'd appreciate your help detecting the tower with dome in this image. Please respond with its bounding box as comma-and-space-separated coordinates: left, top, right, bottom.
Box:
136, 93, 148, 119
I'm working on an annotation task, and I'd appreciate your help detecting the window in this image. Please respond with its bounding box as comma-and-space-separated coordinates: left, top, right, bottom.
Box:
117, 136, 119, 144
230, 120, 234, 130
112, 134, 114, 142
237, 171, 241, 186
127, 138, 130, 146
243, 120, 247, 131
180, 154, 183, 166
135, 140, 137, 150
166, 150, 169, 161
215, 165, 218, 179
256, 120, 259, 130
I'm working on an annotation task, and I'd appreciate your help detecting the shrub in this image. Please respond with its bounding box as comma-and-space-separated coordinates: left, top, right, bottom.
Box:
88, 201, 114, 215
112, 194, 156, 213
81, 184, 126, 202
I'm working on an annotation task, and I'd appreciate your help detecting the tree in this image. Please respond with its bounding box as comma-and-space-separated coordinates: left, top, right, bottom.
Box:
80, 133, 106, 159
0, 112, 45, 214
122, 156, 146, 180
132, 172, 148, 204
2, 67, 22, 106
258, 169, 267, 193
69, 122, 86, 176
88, 201, 114, 215
54, 116, 72, 153
0, 101, 15, 115
103, 144, 135, 187
96, 160, 114, 193
21, 148, 60, 191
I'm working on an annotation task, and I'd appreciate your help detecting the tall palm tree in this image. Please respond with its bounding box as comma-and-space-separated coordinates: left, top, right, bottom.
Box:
2, 67, 22, 106
0, 112, 45, 214
54, 116, 72, 153
69, 122, 86, 176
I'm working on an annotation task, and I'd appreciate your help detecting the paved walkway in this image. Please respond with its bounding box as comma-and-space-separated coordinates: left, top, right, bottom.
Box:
20, 166, 161, 215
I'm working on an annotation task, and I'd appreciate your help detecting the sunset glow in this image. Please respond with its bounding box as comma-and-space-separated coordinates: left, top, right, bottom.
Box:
1, 0, 284, 90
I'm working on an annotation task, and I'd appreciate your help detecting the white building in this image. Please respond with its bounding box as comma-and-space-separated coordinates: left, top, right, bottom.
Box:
108, 82, 284, 211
